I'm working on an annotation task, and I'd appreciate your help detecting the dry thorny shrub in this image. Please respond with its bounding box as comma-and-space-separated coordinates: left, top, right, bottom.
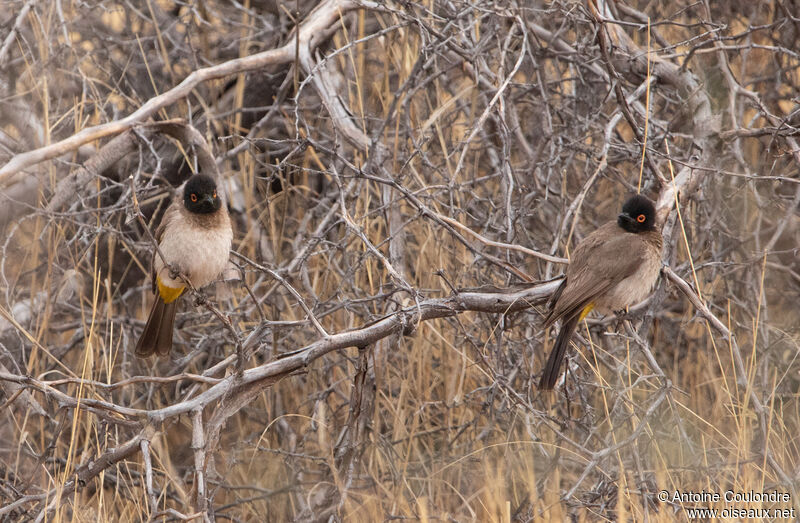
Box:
0, 0, 799, 521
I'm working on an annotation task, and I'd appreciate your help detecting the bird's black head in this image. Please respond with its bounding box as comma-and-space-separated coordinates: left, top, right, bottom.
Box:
183, 175, 221, 214
617, 194, 657, 233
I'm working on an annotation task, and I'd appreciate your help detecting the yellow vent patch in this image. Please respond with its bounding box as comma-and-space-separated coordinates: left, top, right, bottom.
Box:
579, 303, 595, 321
157, 276, 185, 304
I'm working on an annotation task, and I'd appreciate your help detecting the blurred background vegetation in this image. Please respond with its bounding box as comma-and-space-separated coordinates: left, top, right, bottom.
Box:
1, 0, 799, 520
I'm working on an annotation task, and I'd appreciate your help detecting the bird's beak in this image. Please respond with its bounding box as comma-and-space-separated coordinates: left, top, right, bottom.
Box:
618, 212, 634, 226
203, 195, 216, 206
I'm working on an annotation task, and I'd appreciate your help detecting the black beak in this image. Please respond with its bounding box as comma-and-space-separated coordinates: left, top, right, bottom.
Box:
618, 212, 634, 226
202, 195, 216, 206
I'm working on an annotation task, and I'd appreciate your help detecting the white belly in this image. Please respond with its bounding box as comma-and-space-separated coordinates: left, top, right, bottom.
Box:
154, 224, 232, 289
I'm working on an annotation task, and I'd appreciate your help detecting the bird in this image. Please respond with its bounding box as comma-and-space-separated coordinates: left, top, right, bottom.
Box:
135, 174, 233, 357
539, 194, 663, 390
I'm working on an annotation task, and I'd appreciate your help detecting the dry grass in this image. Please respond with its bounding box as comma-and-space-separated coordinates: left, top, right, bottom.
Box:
1, 1, 799, 521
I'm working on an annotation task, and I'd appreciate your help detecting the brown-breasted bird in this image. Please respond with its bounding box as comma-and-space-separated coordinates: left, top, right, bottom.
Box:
539, 194, 663, 389
135, 174, 233, 357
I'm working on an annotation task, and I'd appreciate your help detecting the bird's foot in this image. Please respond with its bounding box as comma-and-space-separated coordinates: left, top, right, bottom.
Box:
168, 263, 182, 280
613, 308, 632, 330
194, 293, 208, 307
613, 308, 629, 320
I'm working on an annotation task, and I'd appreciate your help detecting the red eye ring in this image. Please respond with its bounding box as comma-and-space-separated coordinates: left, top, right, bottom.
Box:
213, 191, 217, 198
637, 214, 646, 223
190, 193, 198, 202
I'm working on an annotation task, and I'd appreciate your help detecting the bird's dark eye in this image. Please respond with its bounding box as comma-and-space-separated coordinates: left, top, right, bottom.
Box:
190, 193, 197, 202
637, 214, 646, 223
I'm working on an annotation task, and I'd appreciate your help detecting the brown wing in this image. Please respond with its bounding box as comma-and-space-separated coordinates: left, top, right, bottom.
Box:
544, 222, 644, 326
149, 195, 180, 293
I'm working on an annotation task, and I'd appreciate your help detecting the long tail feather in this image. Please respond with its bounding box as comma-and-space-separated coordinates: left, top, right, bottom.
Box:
539, 313, 581, 390
135, 297, 177, 357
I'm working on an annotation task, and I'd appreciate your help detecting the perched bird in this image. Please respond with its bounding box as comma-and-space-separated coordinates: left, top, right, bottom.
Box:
539, 194, 663, 389
135, 174, 233, 357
